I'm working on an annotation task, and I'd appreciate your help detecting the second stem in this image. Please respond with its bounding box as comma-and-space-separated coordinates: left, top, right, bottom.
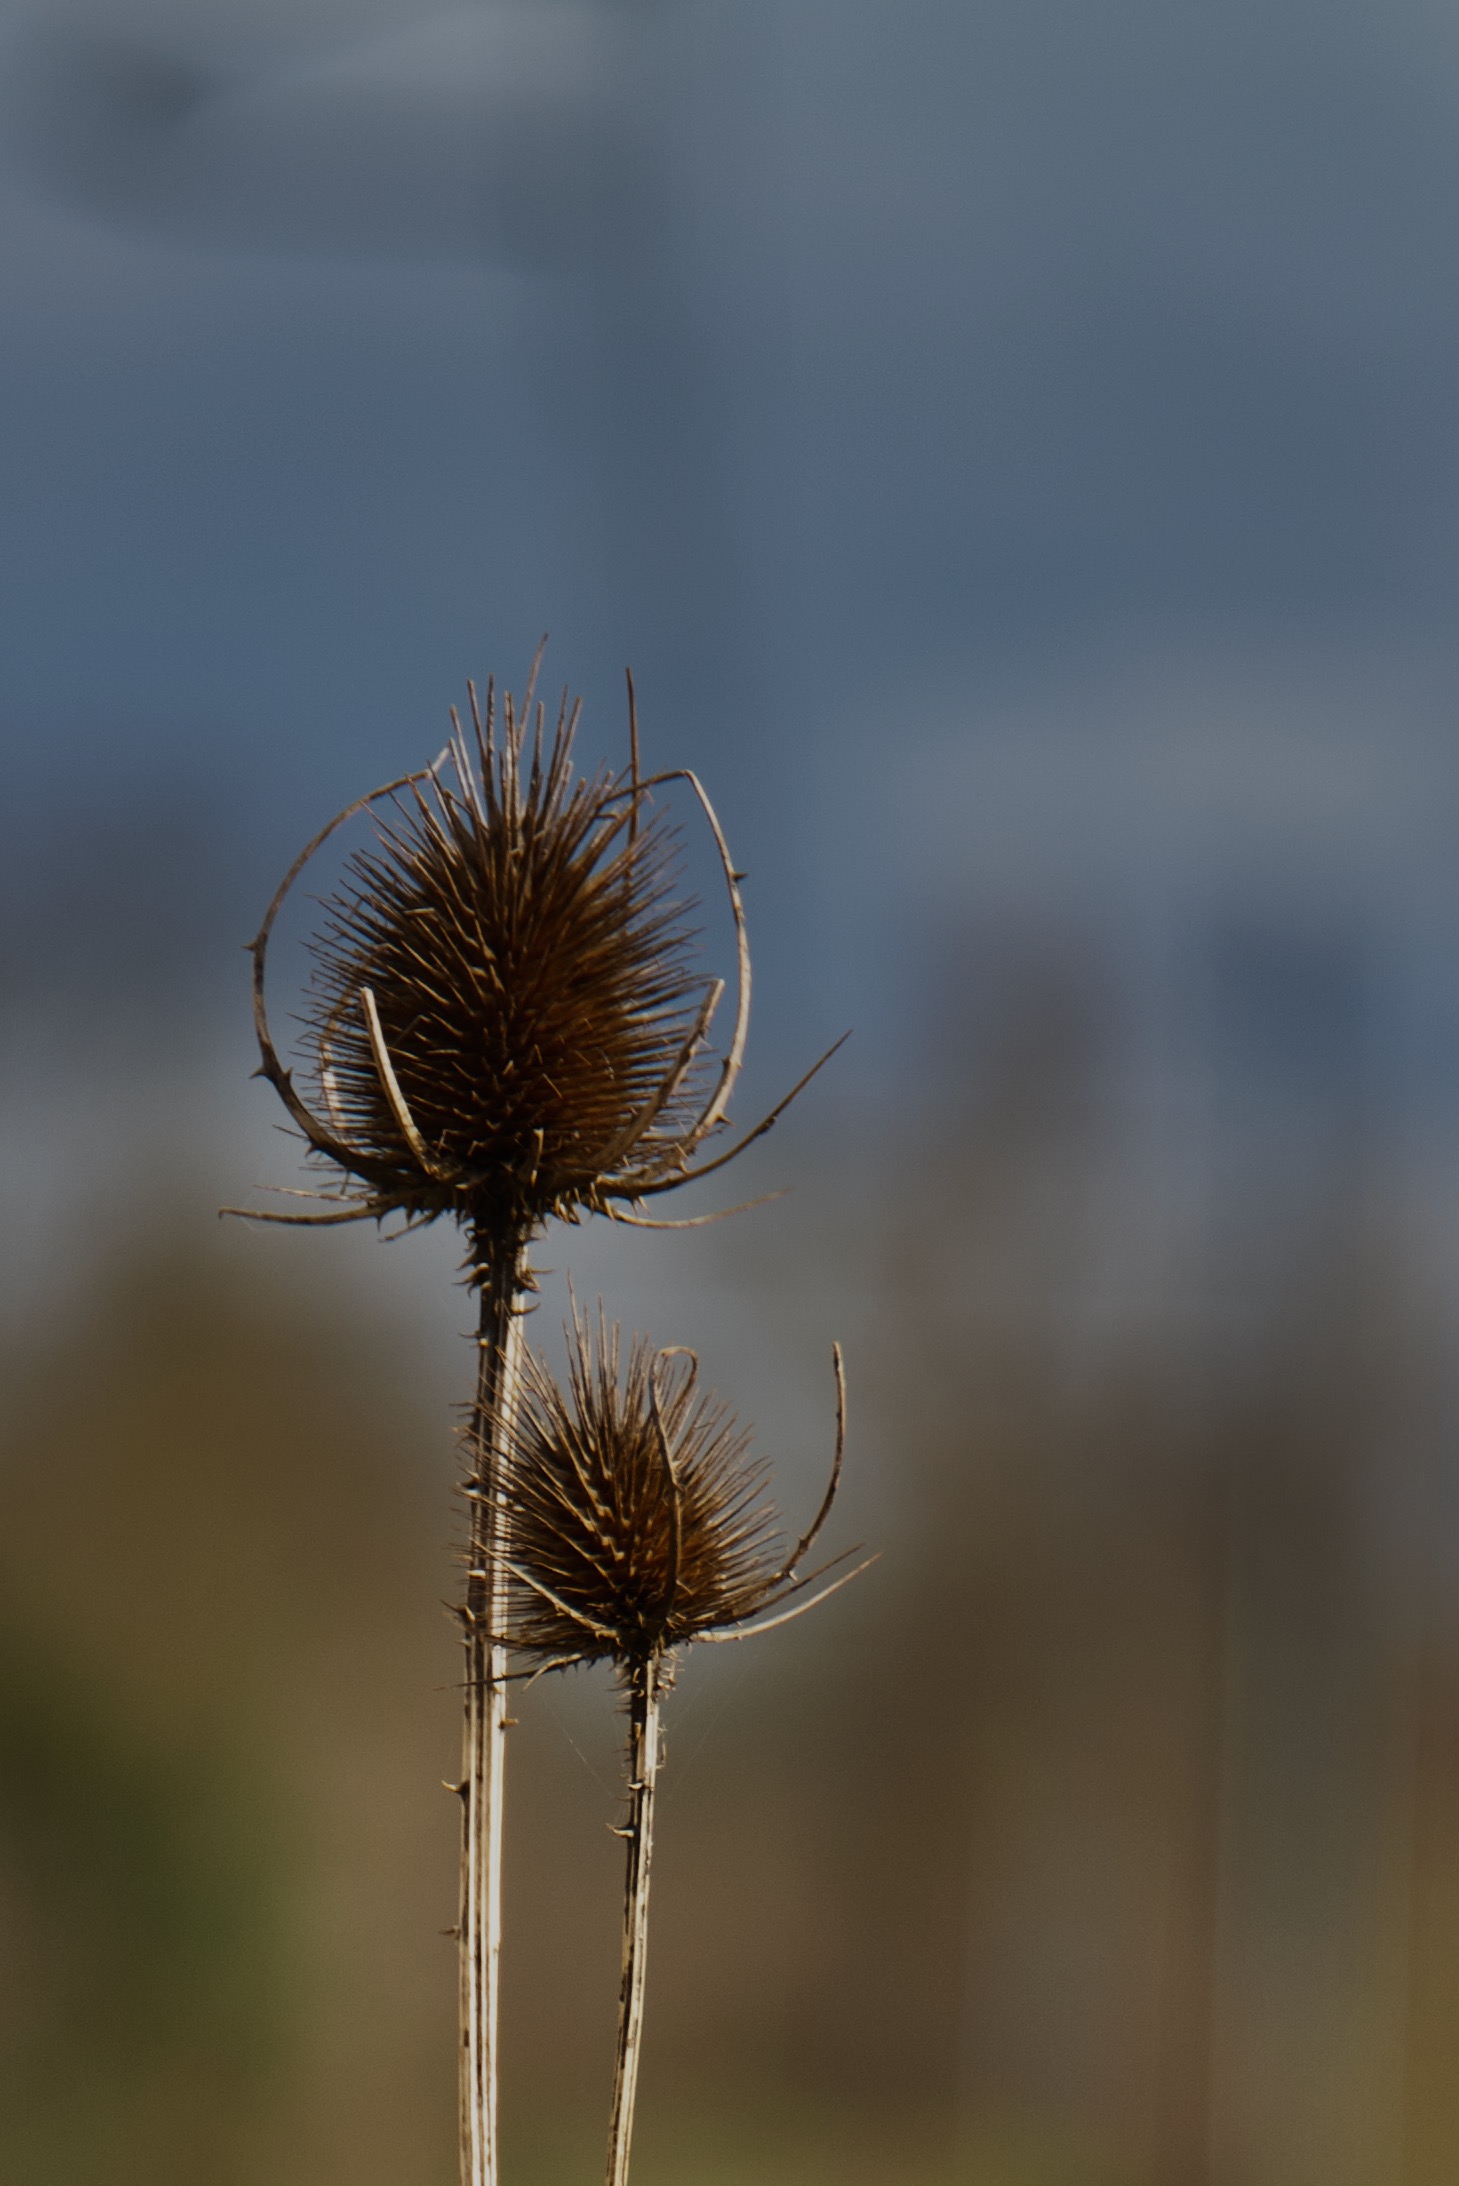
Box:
607, 1652, 664, 2186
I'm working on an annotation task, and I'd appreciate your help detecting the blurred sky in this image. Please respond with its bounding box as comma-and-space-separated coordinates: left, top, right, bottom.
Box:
4, 0, 1459, 1299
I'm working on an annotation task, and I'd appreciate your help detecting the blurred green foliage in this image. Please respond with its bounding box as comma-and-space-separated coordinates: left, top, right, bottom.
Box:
0, 1625, 280, 2183
0, 1233, 459, 2186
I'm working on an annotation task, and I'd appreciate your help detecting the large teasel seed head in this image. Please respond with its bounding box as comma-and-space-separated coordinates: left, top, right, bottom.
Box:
486, 1307, 864, 1673
301, 679, 707, 1238
231, 658, 847, 1253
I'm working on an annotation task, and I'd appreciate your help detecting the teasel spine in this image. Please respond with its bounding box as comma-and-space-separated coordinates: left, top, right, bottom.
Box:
458, 1233, 528, 2186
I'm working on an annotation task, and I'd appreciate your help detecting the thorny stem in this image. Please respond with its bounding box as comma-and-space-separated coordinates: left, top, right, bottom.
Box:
460, 1240, 528, 2186
606, 1653, 664, 2186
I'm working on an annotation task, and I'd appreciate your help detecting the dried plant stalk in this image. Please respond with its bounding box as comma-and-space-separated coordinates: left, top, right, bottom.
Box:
606, 1656, 663, 2186
230, 660, 847, 2186
458, 1245, 526, 2186
492, 1318, 871, 2186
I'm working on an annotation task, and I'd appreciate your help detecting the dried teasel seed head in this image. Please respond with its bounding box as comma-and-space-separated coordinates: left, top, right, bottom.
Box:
233, 660, 771, 1252
301, 682, 708, 1238
486, 1308, 864, 1673
229, 656, 849, 1257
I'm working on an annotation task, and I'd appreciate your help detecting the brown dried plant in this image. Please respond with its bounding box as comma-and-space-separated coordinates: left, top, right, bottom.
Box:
488, 1310, 869, 2186
234, 660, 837, 1244
227, 654, 842, 2186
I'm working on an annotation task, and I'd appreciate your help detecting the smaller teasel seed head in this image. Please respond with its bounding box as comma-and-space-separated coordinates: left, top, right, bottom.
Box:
483, 1307, 865, 1674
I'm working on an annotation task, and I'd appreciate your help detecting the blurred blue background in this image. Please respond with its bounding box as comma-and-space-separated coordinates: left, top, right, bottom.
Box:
4, 3, 1459, 2182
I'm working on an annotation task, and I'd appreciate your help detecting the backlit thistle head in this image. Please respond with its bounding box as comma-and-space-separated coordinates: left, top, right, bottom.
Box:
232, 657, 842, 1254
487, 1307, 866, 1675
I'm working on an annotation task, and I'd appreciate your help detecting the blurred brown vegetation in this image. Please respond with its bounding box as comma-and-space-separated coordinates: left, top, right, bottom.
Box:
3, 984, 1459, 2186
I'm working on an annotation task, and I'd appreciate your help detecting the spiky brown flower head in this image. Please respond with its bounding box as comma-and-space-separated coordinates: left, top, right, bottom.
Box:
485, 1306, 863, 1677
232, 660, 788, 1262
